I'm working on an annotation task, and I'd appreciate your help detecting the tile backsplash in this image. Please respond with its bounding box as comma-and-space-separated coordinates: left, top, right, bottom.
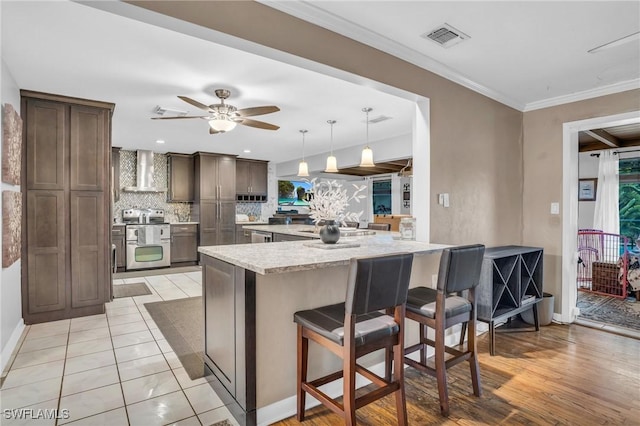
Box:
113, 150, 190, 223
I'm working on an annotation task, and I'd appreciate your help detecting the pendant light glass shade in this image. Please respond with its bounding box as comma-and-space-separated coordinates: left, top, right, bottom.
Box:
324, 120, 339, 173
359, 107, 375, 167
360, 147, 375, 167
298, 160, 309, 177
298, 129, 309, 177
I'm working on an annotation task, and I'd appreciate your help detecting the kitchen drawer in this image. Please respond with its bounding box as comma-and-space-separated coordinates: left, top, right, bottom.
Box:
171, 224, 198, 235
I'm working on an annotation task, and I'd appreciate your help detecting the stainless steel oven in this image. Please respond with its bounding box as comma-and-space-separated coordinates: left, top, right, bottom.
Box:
126, 223, 171, 270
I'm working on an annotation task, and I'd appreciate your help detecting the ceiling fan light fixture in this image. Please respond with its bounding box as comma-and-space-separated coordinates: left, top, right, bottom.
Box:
359, 107, 376, 167
208, 115, 237, 133
298, 129, 309, 177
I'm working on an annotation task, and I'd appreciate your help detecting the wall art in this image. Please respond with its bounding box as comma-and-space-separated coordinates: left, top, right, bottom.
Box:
2, 103, 22, 186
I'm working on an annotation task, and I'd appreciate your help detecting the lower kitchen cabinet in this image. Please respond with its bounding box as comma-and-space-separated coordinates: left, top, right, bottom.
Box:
235, 225, 252, 244
171, 224, 198, 264
112, 225, 126, 271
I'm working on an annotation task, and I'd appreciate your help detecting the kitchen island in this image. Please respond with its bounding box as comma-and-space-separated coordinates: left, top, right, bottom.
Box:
198, 235, 447, 425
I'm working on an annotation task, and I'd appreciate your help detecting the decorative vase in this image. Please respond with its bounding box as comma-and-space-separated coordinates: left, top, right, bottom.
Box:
319, 220, 340, 244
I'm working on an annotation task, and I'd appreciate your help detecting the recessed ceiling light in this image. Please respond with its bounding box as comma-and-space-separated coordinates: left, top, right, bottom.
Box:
243, 149, 251, 153
156, 139, 165, 144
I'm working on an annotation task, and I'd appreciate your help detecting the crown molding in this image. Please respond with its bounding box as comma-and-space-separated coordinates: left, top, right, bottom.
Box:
261, 1, 640, 113
523, 79, 640, 112
259, 0, 525, 111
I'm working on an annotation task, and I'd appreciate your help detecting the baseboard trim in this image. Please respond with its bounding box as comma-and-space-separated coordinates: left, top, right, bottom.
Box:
1, 319, 26, 375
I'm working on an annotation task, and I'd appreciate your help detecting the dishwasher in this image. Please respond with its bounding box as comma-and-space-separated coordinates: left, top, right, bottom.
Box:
251, 230, 273, 243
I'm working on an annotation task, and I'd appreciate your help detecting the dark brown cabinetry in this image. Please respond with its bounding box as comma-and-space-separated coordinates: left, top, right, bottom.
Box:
167, 153, 194, 202
193, 153, 236, 250
171, 224, 198, 264
236, 159, 268, 202
22, 91, 114, 324
235, 225, 252, 244
112, 225, 126, 271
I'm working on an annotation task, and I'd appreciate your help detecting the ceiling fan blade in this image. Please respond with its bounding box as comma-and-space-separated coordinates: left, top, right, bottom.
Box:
236, 106, 280, 117
151, 116, 209, 120
237, 118, 280, 131
178, 96, 211, 111
209, 127, 221, 135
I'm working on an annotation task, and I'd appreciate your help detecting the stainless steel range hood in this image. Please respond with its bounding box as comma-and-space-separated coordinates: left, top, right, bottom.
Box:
122, 150, 166, 192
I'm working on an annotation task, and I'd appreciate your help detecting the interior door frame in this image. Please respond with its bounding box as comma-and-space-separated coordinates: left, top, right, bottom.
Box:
561, 110, 640, 323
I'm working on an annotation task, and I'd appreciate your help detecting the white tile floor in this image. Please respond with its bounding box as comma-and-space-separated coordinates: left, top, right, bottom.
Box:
0, 271, 238, 426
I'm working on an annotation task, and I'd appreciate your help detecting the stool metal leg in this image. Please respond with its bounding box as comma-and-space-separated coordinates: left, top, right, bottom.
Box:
296, 325, 308, 421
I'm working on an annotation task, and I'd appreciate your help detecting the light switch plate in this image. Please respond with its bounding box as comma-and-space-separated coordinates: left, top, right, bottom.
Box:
443, 193, 450, 208
438, 194, 445, 205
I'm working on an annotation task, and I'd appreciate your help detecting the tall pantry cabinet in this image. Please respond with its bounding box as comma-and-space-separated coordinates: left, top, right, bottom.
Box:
21, 91, 114, 324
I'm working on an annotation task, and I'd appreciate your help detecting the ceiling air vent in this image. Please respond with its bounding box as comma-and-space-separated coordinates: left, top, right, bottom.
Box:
153, 105, 188, 116
421, 23, 470, 48
368, 115, 392, 124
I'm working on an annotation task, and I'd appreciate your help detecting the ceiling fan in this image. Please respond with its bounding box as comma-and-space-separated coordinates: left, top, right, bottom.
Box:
152, 89, 280, 134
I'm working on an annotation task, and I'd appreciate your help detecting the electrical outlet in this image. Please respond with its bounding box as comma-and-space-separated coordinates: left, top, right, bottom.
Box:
550, 202, 560, 215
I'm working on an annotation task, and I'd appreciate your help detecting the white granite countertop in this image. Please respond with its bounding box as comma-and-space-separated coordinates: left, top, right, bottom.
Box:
236, 221, 269, 225
199, 236, 448, 275
240, 224, 393, 239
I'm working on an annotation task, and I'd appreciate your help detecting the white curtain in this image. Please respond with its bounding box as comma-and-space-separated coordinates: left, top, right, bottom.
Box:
593, 151, 619, 236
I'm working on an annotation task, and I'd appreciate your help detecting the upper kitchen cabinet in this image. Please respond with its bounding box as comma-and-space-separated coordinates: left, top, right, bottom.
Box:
167, 153, 194, 202
21, 90, 114, 324
236, 159, 268, 202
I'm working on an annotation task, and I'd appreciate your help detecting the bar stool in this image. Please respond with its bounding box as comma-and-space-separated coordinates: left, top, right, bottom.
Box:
404, 244, 485, 416
294, 252, 414, 425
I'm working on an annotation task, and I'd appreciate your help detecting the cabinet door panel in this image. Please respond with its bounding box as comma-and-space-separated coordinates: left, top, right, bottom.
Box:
204, 257, 236, 396
217, 156, 236, 200
171, 234, 198, 263
168, 154, 194, 202
235, 160, 251, 193
70, 191, 106, 308
199, 201, 217, 246
218, 201, 236, 245
70, 106, 107, 191
26, 100, 66, 190
27, 191, 66, 313
251, 161, 268, 195
197, 155, 218, 199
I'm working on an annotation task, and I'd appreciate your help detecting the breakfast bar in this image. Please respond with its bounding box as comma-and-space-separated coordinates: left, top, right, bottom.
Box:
198, 236, 447, 425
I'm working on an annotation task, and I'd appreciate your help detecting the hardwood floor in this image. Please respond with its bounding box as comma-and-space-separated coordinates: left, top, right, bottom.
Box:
275, 322, 640, 425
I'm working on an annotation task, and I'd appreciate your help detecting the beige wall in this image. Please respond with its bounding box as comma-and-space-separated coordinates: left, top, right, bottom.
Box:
128, 0, 525, 248
523, 89, 640, 310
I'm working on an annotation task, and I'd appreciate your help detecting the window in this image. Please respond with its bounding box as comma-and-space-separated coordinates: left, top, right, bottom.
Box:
618, 158, 640, 241
372, 179, 392, 214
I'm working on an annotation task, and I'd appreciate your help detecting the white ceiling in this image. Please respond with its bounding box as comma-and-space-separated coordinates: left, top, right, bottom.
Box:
2, 1, 639, 165
264, 0, 640, 111
1, 1, 415, 163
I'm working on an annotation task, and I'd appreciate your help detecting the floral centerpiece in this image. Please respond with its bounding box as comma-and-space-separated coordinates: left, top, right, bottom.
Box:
307, 178, 366, 243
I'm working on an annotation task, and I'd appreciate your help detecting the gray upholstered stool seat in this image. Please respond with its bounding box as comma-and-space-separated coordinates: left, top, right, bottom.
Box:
407, 287, 472, 319
294, 303, 398, 346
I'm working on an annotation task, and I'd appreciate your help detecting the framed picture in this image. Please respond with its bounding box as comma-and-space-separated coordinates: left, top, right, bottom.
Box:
578, 178, 597, 201
2, 103, 22, 186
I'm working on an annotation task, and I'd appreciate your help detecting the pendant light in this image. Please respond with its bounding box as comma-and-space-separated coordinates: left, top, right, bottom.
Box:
297, 129, 309, 177
325, 120, 338, 173
359, 107, 375, 167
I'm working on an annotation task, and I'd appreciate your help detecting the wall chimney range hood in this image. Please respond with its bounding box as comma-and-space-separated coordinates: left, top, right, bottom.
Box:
122, 150, 166, 192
